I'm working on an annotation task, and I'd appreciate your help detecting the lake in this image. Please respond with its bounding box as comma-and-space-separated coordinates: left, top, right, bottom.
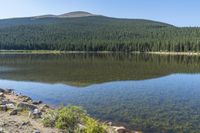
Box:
1, 53, 200, 132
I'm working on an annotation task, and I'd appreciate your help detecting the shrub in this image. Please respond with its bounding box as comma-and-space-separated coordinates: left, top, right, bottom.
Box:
81, 117, 107, 133
42, 110, 57, 127
55, 106, 86, 132
42, 106, 107, 133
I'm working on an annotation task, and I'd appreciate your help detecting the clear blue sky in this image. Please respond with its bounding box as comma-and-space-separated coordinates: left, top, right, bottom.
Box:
0, 0, 199, 26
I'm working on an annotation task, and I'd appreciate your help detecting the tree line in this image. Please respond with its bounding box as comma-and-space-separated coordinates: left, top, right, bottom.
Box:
0, 16, 200, 52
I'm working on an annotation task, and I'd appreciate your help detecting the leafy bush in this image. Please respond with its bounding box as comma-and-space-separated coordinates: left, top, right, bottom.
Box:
81, 116, 107, 133
42, 106, 107, 133
55, 106, 86, 131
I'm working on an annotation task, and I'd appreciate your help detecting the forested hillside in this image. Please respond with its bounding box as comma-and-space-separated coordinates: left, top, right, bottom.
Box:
0, 13, 200, 52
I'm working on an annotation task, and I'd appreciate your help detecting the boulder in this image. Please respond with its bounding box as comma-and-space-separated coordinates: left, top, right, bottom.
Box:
17, 102, 37, 111
20, 96, 32, 102
32, 109, 42, 118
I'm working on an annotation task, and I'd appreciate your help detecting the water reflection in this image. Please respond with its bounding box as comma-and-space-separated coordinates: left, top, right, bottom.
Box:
0, 53, 200, 85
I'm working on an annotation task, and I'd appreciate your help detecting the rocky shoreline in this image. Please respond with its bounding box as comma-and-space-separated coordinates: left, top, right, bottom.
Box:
0, 88, 139, 133
0, 88, 59, 133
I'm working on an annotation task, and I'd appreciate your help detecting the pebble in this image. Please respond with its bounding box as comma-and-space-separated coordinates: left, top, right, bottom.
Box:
0, 128, 4, 133
33, 130, 40, 133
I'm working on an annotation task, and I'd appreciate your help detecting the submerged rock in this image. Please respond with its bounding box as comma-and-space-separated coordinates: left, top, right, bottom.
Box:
32, 101, 42, 105
112, 126, 127, 133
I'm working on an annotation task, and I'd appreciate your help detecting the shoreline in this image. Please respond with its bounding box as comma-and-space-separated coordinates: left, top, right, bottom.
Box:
0, 50, 199, 56
146, 51, 200, 56
0, 88, 137, 133
0, 50, 117, 54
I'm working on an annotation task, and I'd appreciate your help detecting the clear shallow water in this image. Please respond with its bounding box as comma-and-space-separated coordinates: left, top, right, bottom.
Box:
1, 54, 200, 132
1, 74, 200, 130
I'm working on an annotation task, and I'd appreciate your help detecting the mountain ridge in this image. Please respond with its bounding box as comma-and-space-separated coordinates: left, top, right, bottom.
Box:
0, 11, 173, 28
0, 11, 171, 26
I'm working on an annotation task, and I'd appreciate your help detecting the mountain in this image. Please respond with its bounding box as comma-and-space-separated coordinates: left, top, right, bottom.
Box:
0, 11, 199, 52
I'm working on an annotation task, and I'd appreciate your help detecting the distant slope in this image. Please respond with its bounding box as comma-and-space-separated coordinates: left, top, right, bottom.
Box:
0, 11, 199, 52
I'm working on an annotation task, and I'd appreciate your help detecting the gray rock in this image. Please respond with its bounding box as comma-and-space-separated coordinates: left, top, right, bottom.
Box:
40, 104, 50, 112
0, 105, 7, 111
33, 130, 40, 133
0, 88, 5, 93
6, 103, 16, 110
21, 121, 31, 126
0, 127, 4, 133
117, 129, 127, 133
10, 109, 18, 115
17, 102, 37, 111
1, 100, 7, 105
20, 96, 32, 102
32, 109, 42, 118
4, 89, 13, 94
113, 126, 127, 133
32, 101, 42, 105
0, 93, 4, 98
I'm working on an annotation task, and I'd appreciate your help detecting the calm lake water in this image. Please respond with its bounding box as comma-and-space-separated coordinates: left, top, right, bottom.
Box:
1, 53, 200, 132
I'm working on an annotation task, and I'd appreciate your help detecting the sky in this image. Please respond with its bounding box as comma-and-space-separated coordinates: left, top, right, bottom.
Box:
0, 0, 199, 27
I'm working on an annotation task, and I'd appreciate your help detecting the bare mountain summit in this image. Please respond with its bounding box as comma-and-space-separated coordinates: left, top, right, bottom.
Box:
59, 11, 95, 18
34, 11, 96, 19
